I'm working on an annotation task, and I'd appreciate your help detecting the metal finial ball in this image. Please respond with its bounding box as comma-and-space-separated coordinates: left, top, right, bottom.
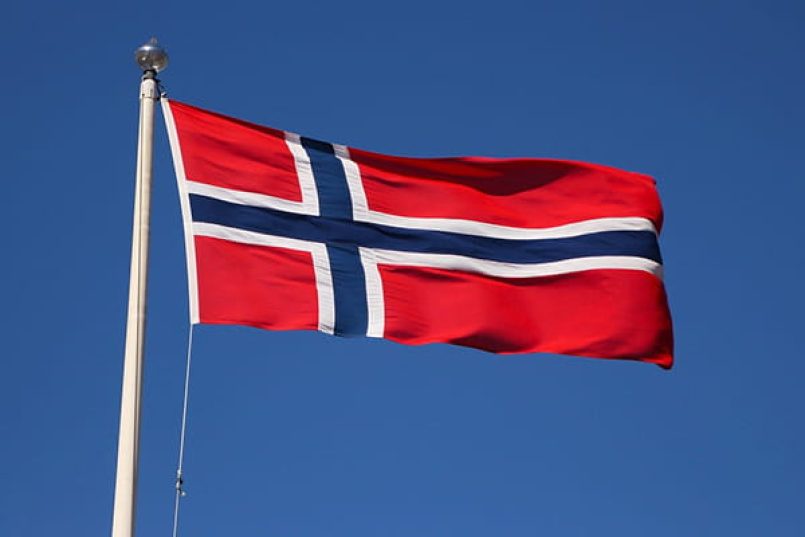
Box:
135, 37, 169, 73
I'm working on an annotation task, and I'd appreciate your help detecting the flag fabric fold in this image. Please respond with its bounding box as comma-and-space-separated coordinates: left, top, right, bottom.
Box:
162, 99, 673, 368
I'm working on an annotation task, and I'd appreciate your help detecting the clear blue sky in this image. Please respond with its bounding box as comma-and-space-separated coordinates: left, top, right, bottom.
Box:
1, 1, 803, 535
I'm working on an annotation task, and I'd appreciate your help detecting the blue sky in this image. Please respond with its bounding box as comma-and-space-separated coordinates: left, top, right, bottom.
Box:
1, 1, 804, 535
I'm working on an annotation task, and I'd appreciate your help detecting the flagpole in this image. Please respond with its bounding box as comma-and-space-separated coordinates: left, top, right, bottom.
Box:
111, 38, 168, 537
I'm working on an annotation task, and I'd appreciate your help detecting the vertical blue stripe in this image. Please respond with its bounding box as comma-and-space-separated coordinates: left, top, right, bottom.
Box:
301, 137, 368, 337
300, 137, 352, 219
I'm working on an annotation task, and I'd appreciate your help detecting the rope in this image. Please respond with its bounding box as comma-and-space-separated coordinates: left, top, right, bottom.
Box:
172, 324, 195, 537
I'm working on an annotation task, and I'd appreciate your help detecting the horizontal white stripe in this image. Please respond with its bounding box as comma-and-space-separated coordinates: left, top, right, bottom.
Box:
194, 221, 319, 254
186, 180, 656, 241
361, 248, 663, 279
186, 180, 317, 216
192, 222, 335, 334
360, 212, 655, 240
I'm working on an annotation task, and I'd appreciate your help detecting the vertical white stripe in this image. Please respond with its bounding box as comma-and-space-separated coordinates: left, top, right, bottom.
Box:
312, 245, 335, 335
285, 132, 334, 333
359, 248, 385, 338
285, 132, 320, 216
333, 144, 371, 221
161, 99, 200, 324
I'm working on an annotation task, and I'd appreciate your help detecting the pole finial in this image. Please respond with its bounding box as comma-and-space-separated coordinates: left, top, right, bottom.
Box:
135, 37, 169, 73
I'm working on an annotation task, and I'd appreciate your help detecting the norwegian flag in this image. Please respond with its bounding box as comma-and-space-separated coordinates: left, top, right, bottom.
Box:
163, 100, 673, 368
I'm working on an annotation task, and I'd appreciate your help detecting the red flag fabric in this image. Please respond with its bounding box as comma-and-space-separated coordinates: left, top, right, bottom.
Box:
163, 99, 673, 368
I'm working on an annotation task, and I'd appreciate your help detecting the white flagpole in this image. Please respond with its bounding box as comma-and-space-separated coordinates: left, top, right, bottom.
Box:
111, 38, 168, 537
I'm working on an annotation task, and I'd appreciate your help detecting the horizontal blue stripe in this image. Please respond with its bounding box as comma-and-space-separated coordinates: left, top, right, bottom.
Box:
190, 195, 662, 265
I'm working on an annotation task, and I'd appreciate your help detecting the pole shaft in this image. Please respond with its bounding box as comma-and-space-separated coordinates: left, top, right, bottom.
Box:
111, 74, 158, 537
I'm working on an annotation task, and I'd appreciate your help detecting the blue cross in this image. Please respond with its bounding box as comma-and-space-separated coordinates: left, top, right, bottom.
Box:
189, 137, 662, 337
